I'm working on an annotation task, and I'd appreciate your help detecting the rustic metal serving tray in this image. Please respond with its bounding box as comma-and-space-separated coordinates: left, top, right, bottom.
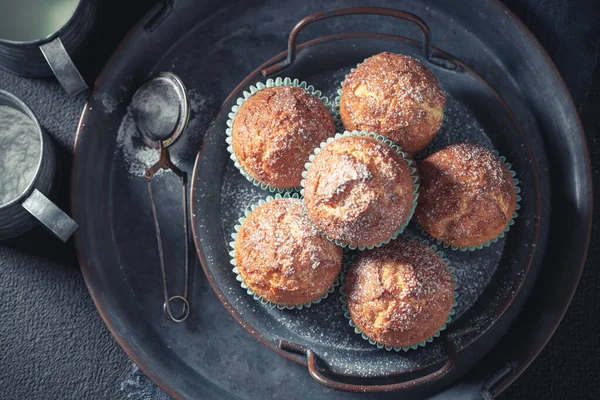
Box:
72, 1, 592, 399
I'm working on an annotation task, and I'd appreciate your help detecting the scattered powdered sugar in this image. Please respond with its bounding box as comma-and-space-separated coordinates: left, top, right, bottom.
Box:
342, 52, 445, 112
116, 109, 165, 177
423, 143, 510, 190
401, 223, 504, 319
0, 106, 40, 205
220, 163, 265, 240
325, 154, 373, 198
309, 66, 350, 104
217, 182, 463, 376
223, 280, 435, 377
451, 251, 502, 313
93, 92, 118, 114
349, 240, 452, 301
265, 296, 366, 350
417, 94, 493, 159
260, 285, 448, 377
222, 226, 503, 377
116, 89, 214, 177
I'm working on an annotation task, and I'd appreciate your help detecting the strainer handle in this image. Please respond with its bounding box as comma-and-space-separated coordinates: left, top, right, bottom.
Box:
261, 6, 456, 77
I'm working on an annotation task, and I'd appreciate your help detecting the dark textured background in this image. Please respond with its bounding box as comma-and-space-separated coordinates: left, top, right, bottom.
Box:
0, 0, 598, 399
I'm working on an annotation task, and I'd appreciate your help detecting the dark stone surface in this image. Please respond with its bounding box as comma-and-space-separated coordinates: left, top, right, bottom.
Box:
0, 1, 152, 399
0, 0, 598, 399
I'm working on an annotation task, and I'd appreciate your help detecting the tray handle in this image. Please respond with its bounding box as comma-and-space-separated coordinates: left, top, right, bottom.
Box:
279, 337, 457, 393
261, 6, 456, 77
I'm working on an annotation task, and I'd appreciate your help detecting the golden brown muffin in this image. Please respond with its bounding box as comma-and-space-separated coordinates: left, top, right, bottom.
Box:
415, 143, 517, 248
234, 198, 342, 306
339, 52, 446, 154
303, 134, 415, 248
344, 238, 454, 348
232, 86, 336, 189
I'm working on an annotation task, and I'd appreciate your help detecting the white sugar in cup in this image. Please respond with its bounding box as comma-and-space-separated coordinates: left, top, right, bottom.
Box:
0, 90, 78, 241
0, 105, 40, 205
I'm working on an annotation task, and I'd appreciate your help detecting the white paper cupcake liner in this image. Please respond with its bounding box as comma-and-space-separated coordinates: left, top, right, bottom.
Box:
229, 192, 341, 310
415, 150, 521, 251
333, 61, 359, 111
339, 236, 458, 352
225, 77, 335, 193
300, 130, 420, 251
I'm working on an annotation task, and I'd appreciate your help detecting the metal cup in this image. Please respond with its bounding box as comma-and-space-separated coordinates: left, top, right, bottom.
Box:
0, 0, 100, 95
0, 90, 78, 241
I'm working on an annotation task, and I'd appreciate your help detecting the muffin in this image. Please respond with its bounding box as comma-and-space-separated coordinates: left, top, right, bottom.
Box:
303, 133, 416, 248
234, 197, 343, 306
343, 238, 455, 349
232, 85, 335, 189
415, 143, 517, 248
339, 52, 446, 154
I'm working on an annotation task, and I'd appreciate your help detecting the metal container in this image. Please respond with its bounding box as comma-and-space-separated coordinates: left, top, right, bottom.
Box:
71, 0, 591, 398
0, 0, 100, 95
0, 90, 78, 242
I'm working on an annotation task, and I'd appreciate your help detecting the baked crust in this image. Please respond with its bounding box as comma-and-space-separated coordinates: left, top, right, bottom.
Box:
340, 52, 446, 154
303, 135, 414, 247
235, 198, 342, 305
232, 86, 335, 188
344, 238, 454, 348
415, 143, 517, 247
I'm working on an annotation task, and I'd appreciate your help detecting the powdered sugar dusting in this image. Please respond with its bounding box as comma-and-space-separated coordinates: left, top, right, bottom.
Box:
304, 135, 414, 247
400, 224, 504, 319
219, 172, 503, 378
340, 52, 445, 153
235, 198, 342, 305
345, 239, 454, 346
416, 143, 516, 246
232, 86, 335, 188
264, 294, 436, 377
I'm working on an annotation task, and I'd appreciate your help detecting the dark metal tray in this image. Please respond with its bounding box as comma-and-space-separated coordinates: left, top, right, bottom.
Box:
193, 7, 543, 392
71, 1, 592, 399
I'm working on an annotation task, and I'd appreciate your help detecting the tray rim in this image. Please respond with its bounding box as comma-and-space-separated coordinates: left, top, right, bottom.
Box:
480, 4, 593, 393
71, 1, 593, 399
